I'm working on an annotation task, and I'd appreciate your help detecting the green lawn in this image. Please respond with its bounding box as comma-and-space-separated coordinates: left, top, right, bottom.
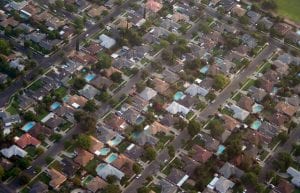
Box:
275, 0, 300, 23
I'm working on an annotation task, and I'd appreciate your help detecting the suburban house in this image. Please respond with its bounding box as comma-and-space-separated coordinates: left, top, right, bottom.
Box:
1, 145, 27, 158
48, 168, 67, 190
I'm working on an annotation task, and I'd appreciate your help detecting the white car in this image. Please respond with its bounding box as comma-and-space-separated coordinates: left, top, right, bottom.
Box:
136, 174, 142, 179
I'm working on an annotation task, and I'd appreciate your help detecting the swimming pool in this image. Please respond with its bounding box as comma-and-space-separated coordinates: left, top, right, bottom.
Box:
108, 135, 124, 147
84, 73, 96, 82
271, 87, 278, 95
132, 132, 141, 140
21, 121, 36, 132
82, 175, 93, 186
50, 102, 61, 111
216, 145, 225, 156
251, 120, 262, 130
252, 103, 263, 114
105, 153, 118, 163
135, 116, 145, 125
63, 95, 69, 102
297, 30, 300, 36
97, 148, 111, 156
200, 65, 209, 74
173, 91, 185, 101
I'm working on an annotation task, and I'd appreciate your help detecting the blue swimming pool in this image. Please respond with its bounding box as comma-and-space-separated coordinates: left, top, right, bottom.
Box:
272, 87, 278, 94
200, 65, 209, 74
96, 163, 106, 172
135, 116, 145, 125
173, 91, 185, 101
132, 132, 141, 140
21, 121, 36, 132
251, 120, 262, 130
216, 145, 225, 155
108, 135, 124, 147
105, 153, 118, 163
50, 102, 61, 111
84, 73, 96, 82
98, 148, 111, 156
252, 103, 263, 114
63, 95, 69, 102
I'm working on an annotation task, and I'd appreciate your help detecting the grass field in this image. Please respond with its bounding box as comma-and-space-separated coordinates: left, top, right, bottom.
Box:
275, 0, 300, 23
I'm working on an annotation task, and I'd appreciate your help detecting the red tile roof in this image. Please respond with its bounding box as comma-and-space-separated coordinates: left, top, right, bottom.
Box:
15, 133, 40, 149
191, 144, 212, 163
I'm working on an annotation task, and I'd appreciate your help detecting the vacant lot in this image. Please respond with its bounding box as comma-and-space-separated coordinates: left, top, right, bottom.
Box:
275, 0, 300, 23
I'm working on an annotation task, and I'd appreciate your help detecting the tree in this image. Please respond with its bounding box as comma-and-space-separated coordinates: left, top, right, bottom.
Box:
73, 77, 85, 90
55, 0, 64, 8
103, 184, 121, 193
96, 91, 110, 102
74, 111, 85, 122
144, 146, 157, 161
277, 132, 288, 144
82, 115, 97, 132
95, 53, 112, 70
23, 111, 37, 121
83, 100, 97, 112
273, 152, 293, 172
174, 118, 187, 130
166, 33, 177, 44
242, 172, 258, 185
16, 158, 31, 170
106, 175, 118, 183
137, 187, 151, 193
133, 163, 142, 174
74, 17, 84, 33
19, 174, 30, 185
77, 134, 91, 149
160, 39, 170, 48
110, 72, 122, 83
161, 49, 176, 65
187, 119, 202, 136
167, 145, 175, 157
207, 119, 225, 138
213, 74, 229, 90
262, 0, 277, 10
0, 165, 4, 180
0, 39, 11, 55
239, 16, 249, 25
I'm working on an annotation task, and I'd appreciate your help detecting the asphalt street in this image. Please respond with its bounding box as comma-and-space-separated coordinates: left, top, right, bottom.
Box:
123, 45, 276, 193
0, 0, 140, 108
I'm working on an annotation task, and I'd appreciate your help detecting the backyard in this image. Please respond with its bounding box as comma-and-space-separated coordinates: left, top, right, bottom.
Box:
274, 0, 300, 23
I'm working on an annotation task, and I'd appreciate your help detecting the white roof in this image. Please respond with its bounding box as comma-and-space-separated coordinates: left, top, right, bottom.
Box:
208, 176, 219, 189
126, 143, 135, 151
72, 103, 80, 109
99, 34, 116, 49
139, 87, 157, 101
287, 167, 300, 187
215, 176, 235, 193
166, 101, 190, 115
41, 112, 55, 123
97, 163, 124, 180
177, 174, 189, 187
185, 83, 209, 97
230, 105, 249, 121
1, 145, 27, 158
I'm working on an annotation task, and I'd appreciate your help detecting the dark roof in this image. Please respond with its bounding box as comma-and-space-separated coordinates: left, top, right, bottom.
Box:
124, 144, 144, 160
29, 182, 48, 193
29, 123, 53, 138
61, 157, 80, 177
45, 116, 65, 129
167, 168, 186, 185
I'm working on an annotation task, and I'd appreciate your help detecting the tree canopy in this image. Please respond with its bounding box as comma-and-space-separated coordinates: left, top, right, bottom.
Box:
187, 119, 202, 136
77, 134, 91, 149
